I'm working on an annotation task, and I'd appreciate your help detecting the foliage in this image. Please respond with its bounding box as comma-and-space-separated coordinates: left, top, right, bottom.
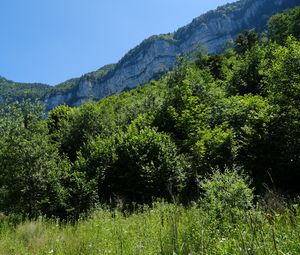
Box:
0, 77, 51, 99
268, 7, 300, 44
77, 126, 188, 204
264, 37, 300, 105
227, 44, 267, 95
0, 101, 97, 219
261, 37, 300, 191
199, 167, 254, 223
0, 101, 65, 217
1, 8, 300, 220
194, 124, 235, 173
234, 30, 259, 55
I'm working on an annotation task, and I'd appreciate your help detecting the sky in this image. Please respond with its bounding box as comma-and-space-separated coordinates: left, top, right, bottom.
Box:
0, 0, 237, 85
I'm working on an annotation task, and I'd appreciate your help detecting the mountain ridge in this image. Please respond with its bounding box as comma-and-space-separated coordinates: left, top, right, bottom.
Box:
1, 0, 299, 110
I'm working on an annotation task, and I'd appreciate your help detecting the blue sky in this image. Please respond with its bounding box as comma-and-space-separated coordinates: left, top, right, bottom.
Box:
0, 0, 236, 85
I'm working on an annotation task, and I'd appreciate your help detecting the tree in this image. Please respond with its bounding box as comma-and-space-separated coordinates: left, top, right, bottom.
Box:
262, 37, 300, 192
268, 13, 290, 45
77, 126, 188, 204
234, 30, 259, 55
0, 101, 67, 217
268, 7, 300, 44
47, 104, 74, 141
227, 44, 267, 95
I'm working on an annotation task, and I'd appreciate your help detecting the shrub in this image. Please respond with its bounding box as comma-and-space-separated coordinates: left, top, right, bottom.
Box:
199, 167, 254, 223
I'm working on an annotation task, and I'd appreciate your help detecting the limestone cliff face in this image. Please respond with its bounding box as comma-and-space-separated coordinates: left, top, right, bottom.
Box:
31, 0, 300, 110
91, 40, 179, 96
176, 0, 296, 53
43, 39, 180, 110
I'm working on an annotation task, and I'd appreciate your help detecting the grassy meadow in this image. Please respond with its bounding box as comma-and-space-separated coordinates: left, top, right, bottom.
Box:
0, 201, 300, 255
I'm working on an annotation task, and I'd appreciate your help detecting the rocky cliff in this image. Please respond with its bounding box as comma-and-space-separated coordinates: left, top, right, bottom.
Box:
1, 0, 300, 110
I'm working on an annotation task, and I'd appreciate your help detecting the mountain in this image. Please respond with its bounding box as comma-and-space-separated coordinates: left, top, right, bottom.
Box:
0, 76, 51, 102
1, 0, 299, 111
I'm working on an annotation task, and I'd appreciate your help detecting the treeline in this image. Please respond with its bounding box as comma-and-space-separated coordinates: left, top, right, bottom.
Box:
0, 7, 299, 219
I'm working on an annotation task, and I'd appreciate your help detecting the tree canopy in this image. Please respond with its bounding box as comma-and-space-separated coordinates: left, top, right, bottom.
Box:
1, 8, 300, 219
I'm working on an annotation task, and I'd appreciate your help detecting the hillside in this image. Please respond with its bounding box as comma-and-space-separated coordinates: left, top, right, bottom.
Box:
0, 0, 299, 110
1, 5, 300, 217
0, 5, 300, 253
0, 76, 51, 101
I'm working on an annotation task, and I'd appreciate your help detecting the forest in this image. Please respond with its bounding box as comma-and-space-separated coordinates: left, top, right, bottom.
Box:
0, 7, 300, 254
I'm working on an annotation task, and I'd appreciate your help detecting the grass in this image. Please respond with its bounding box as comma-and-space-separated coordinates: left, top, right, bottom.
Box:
0, 202, 300, 255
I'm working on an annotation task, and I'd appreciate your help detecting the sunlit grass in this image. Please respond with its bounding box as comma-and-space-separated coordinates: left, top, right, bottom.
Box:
0, 202, 300, 254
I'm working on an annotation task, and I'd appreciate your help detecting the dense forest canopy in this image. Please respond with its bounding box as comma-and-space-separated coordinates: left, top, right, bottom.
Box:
0, 7, 300, 219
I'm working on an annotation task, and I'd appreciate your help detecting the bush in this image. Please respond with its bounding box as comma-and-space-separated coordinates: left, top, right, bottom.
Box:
199, 167, 254, 223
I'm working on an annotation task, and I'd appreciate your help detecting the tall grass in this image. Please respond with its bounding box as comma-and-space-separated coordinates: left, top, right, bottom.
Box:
0, 202, 300, 254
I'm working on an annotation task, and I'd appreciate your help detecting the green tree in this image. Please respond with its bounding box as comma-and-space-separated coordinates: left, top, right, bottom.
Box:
268, 7, 300, 44
194, 124, 235, 173
234, 30, 259, 55
262, 37, 300, 192
0, 102, 67, 217
0, 101, 97, 219
77, 126, 188, 204
227, 44, 267, 95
